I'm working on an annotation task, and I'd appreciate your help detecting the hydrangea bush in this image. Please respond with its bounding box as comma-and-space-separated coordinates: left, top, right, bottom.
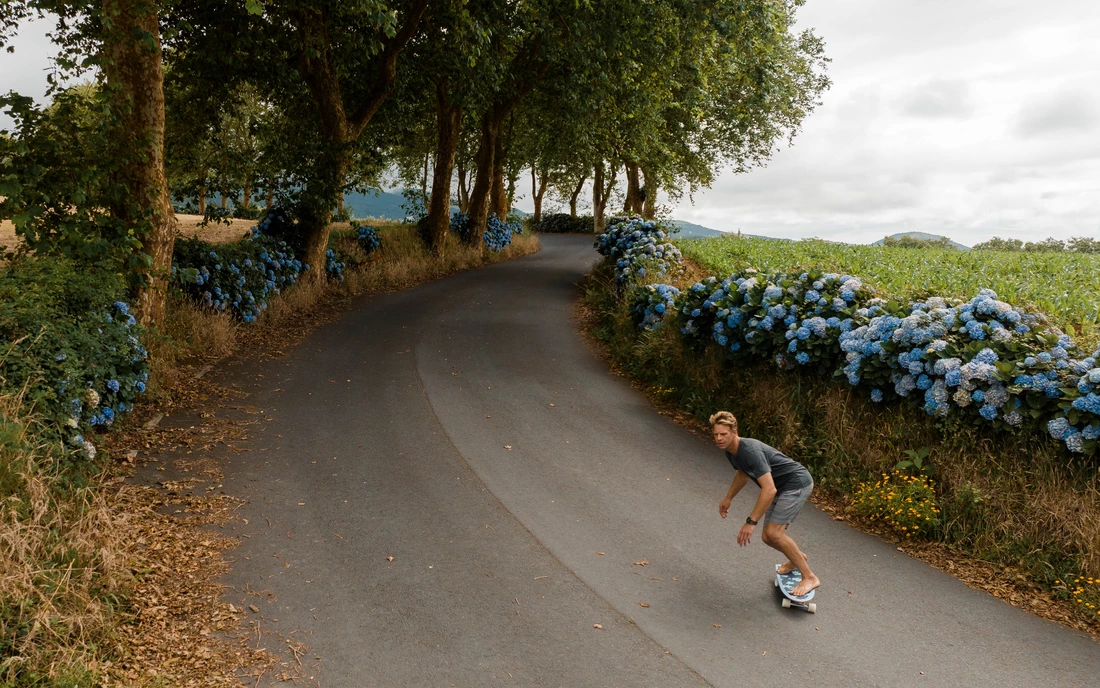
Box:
593, 218, 684, 285
599, 227, 1100, 456
450, 211, 523, 250
172, 211, 351, 321
353, 222, 383, 255
0, 257, 148, 458
172, 232, 304, 323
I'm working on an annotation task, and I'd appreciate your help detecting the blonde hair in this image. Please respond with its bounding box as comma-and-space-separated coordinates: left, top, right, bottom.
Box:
709, 411, 738, 433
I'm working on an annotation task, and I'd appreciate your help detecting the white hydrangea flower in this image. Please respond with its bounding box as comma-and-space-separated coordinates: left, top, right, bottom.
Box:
86, 389, 100, 409
83, 441, 97, 459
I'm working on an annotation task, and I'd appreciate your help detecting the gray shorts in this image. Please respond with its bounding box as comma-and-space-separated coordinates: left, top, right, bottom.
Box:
765, 481, 813, 525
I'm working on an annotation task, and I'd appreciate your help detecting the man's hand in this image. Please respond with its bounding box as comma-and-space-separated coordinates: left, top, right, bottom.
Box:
737, 523, 754, 547
719, 498, 732, 519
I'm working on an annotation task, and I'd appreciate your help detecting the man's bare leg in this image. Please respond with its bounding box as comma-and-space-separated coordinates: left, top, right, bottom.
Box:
776, 551, 808, 575
763, 523, 819, 596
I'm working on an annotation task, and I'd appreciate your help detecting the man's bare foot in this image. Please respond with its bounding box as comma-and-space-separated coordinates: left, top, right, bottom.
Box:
777, 553, 808, 575
790, 574, 820, 597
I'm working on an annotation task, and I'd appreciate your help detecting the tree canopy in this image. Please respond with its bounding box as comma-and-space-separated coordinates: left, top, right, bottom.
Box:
0, 0, 831, 322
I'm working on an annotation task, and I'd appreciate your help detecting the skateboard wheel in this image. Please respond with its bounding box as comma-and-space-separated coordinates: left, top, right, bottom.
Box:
781, 598, 791, 609
807, 603, 817, 614
774, 579, 779, 588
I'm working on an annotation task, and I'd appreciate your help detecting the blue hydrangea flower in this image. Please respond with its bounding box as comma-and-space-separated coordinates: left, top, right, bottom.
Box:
870, 389, 883, 402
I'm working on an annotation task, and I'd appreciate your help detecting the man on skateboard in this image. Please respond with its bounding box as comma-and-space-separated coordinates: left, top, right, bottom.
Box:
711, 411, 820, 597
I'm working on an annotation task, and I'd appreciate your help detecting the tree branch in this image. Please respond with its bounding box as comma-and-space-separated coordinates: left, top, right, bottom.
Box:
348, 0, 430, 137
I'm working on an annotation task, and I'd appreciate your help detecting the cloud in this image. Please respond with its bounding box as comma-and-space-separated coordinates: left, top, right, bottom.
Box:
899, 79, 973, 119
1016, 89, 1098, 137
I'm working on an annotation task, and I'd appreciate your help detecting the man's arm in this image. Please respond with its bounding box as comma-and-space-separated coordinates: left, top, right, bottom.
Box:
719, 471, 749, 518
737, 472, 777, 547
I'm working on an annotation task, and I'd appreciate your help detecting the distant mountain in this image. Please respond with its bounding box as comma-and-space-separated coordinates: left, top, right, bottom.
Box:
670, 220, 726, 238
670, 220, 785, 242
345, 189, 529, 221
872, 232, 970, 250
344, 190, 420, 221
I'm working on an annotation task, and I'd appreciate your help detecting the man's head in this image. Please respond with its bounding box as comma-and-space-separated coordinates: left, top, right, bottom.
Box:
710, 411, 739, 450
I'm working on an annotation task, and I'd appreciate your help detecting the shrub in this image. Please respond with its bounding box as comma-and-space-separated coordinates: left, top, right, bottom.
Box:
594, 218, 683, 285
485, 214, 522, 251
171, 233, 303, 323
449, 212, 521, 251
353, 222, 382, 256
536, 213, 594, 234
0, 257, 147, 453
851, 471, 940, 537
606, 230, 1100, 456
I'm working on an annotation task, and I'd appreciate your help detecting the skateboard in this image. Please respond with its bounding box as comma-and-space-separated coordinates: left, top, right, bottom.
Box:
774, 564, 816, 613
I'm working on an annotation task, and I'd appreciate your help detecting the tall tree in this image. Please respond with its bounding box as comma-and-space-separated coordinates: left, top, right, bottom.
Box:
1, 1, 176, 324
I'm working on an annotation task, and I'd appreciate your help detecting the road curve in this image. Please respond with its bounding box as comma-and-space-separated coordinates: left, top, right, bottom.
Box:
210, 234, 1099, 687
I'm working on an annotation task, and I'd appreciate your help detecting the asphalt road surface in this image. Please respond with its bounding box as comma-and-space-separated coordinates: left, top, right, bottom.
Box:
210, 234, 1099, 687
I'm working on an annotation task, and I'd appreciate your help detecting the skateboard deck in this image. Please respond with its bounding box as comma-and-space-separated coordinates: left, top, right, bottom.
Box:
774, 564, 816, 613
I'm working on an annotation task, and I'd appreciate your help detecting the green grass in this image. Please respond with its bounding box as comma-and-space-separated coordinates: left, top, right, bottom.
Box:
678, 236, 1100, 346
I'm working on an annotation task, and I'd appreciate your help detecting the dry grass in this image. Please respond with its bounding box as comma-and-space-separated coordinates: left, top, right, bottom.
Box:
0, 389, 124, 683
0, 214, 354, 251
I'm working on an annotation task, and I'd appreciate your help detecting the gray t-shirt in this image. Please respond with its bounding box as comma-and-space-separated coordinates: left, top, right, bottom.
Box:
725, 438, 811, 494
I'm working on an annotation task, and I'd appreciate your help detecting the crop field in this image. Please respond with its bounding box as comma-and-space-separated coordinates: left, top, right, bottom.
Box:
678, 235, 1100, 346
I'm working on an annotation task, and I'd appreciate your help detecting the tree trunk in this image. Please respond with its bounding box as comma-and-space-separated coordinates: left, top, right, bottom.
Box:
426, 81, 461, 257
593, 160, 617, 233
623, 162, 641, 215
198, 185, 206, 214
293, 0, 430, 279
102, 0, 176, 326
421, 151, 430, 212
466, 108, 502, 246
531, 166, 548, 223
220, 193, 227, 210
641, 165, 656, 219
456, 162, 470, 213
337, 191, 345, 218
243, 182, 251, 210
266, 186, 274, 209
569, 175, 585, 217
489, 123, 508, 220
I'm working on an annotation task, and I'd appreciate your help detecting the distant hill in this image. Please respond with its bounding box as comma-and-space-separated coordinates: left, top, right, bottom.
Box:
344, 190, 420, 220
345, 189, 529, 221
872, 232, 970, 250
670, 220, 785, 242
670, 220, 726, 238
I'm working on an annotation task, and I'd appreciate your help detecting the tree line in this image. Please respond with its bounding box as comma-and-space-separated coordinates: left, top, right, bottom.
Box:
0, 0, 830, 325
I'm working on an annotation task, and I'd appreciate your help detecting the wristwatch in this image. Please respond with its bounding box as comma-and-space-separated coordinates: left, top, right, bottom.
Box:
745, 516, 758, 526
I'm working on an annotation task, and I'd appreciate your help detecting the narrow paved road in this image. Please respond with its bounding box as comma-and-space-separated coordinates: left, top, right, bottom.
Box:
212, 235, 1099, 687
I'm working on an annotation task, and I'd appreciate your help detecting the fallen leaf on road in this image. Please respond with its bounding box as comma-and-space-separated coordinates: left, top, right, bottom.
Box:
386, 556, 394, 562
549, 404, 555, 407
534, 576, 548, 580
297, 502, 305, 506
714, 624, 722, 629
596, 552, 605, 556
593, 624, 603, 630
672, 577, 679, 581
762, 650, 766, 655
504, 445, 512, 450
249, 605, 260, 613
633, 559, 648, 566
637, 602, 650, 608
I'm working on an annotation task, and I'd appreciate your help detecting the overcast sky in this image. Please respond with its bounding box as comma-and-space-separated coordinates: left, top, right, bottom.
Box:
3, 2, 1099, 246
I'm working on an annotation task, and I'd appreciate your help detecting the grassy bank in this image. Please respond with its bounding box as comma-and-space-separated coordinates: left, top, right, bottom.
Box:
583, 260, 1100, 633
1, 220, 539, 685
